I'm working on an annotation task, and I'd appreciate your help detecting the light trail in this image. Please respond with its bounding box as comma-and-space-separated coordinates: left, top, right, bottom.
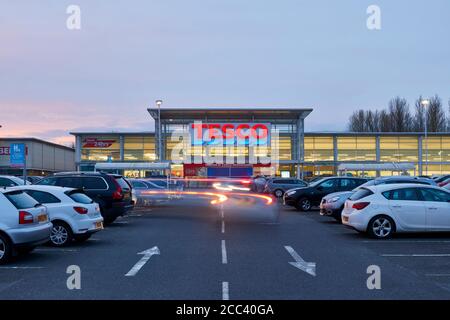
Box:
141, 190, 228, 205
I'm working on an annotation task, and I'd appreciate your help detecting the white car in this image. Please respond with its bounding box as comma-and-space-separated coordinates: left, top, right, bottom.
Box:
0, 175, 30, 187
342, 184, 450, 239
0, 189, 52, 264
10, 186, 104, 246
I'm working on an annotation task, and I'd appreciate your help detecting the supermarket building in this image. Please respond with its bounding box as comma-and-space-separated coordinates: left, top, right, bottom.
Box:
71, 107, 450, 179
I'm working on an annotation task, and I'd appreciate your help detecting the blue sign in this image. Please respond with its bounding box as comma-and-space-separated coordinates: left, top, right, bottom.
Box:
10, 143, 26, 167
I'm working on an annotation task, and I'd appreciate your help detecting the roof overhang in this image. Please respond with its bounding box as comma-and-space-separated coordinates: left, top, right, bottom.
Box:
147, 107, 313, 121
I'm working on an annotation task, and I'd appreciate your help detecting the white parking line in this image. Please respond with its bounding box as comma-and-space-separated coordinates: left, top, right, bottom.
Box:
0, 266, 45, 269
221, 220, 225, 234
221, 240, 228, 264
34, 248, 78, 252
382, 254, 450, 257
364, 240, 450, 243
222, 281, 229, 300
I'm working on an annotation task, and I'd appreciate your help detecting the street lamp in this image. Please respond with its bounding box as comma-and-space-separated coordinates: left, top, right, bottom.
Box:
155, 100, 163, 162
420, 99, 430, 176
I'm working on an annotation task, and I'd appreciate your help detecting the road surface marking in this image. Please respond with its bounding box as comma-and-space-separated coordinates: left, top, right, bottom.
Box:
34, 248, 78, 252
221, 220, 225, 234
0, 266, 45, 269
382, 254, 450, 257
114, 221, 129, 225
222, 282, 229, 300
364, 240, 450, 243
284, 246, 316, 276
125, 246, 160, 277
222, 240, 227, 264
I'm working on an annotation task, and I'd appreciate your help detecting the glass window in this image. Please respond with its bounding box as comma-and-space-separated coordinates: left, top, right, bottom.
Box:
340, 179, 355, 188
131, 181, 147, 189
337, 136, 376, 162
380, 136, 418, 162
383, 188, 420, 201
81, 135, 120, 161
57, 177, 82, 189
36, 177, 58, 186
350, 188, 374, 201
115, 177, 131, 191
304, 136, 334, 162
419, 188, 450, 202
0, 177, 18, 187
124, 136, 156, 161
4, 191, 39, 209
82, 177, 108, 190
26, 190, 61, 204
318, 179, 336, 189
66, 191, 93, 204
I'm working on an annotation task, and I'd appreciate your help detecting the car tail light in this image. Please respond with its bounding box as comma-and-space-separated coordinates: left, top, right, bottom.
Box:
112, 179, 124, 200
352, 202, 371, 210
240, 180, 251, 185
73, 206, 88, 214
19, 211, 34, 224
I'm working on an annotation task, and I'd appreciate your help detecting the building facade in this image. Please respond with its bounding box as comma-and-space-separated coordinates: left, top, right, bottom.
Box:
0, 138, 76, 176
71, 108, 450, 179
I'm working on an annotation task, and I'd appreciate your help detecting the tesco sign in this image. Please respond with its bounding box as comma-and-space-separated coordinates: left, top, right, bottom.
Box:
190, 122, 271, 146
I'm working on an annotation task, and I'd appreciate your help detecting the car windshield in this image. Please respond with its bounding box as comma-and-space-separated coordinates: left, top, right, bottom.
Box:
4, 190, 39, 209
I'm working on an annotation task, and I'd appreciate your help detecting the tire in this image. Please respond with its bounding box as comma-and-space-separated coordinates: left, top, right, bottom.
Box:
74, 234, 91, 243
297, 198, 312, 212
49, 221, 73, 247
367, 215, 395, 239
0, 233, 12, 265
274, 189, 284, 198
333, 206, 345, 223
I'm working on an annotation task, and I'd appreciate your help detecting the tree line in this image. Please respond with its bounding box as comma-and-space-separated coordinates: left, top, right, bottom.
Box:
348, 95, 450, 132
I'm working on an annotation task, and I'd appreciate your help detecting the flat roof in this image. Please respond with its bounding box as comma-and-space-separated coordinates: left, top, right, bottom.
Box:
70, 131, 450, 137
0, 137, 74, 151
147, 107, 313, 120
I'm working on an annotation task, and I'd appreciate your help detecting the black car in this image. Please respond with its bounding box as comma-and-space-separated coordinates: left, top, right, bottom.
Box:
36, 172, 134, 224
283, 177, 368, 211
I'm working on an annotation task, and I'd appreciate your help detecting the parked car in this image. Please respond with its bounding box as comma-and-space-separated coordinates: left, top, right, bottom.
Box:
36, 172, 133, 224
9, 185, 104, 246
263, 178, 308, 198
0, 189, 52, 264
0, 175, 30, 187
342, 184, 450, 239
434, 175, 450, 184
320, 176, 438, 222
438, 177, 450, 188
129, 179, 169, 206
26, 176, 44, 184
283, 177, 368, 211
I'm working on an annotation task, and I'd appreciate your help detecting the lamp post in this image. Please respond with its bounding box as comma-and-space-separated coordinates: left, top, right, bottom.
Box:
420, 99, 430, 176
155, 100, 163, 162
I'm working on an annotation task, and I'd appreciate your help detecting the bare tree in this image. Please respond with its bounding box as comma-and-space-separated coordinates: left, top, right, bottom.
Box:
388, 97, 412, 132
426, 95, 446, 132
348, 109, 367, 132
378, 109, 391, 132
413, 96, 426, 132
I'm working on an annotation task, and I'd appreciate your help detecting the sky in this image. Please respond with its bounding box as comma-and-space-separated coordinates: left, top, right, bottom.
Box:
1, 0, 449, 146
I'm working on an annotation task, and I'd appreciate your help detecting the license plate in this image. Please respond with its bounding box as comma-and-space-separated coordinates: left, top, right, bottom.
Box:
38, 215, 48, 223
95, 221, 103, 229
342, 216, 349, 223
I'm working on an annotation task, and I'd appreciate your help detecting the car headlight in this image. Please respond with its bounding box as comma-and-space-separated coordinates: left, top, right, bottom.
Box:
328, 196, 341, 203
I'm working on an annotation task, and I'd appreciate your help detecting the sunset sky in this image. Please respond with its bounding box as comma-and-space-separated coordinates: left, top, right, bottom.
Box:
1, 0, 449, 146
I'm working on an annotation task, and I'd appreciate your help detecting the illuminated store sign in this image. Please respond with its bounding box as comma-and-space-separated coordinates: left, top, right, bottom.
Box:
190, 123, 271, 146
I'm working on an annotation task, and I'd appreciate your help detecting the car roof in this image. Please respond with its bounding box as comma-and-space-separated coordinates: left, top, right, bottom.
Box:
7, 185, 76, 193
366, 183, 445, 193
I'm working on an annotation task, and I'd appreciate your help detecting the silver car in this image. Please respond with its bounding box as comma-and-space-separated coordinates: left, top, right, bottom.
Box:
263, 178, 308, 198
0, 189, 52, 264
128, 179, 169, 207
320, 176, 438, 222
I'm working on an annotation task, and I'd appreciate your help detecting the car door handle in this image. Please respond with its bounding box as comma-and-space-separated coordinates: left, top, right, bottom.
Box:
428, 207, 438, 210
392, 205, 402, 208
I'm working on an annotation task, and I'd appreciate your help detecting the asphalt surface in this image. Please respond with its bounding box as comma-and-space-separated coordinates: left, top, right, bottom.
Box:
2, 192, 450, 300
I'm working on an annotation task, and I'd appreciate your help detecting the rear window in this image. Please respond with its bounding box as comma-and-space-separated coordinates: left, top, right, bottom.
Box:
115, 177, 131, 190
66, 191, 93, 204
36, 177, 58, 186
4, 191, 39, 209
349, 188, 374, 201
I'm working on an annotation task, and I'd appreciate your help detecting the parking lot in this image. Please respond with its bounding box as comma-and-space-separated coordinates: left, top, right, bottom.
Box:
1, 192, 450, 300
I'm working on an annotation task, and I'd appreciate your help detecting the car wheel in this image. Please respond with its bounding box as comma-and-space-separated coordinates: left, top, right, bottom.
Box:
103, 216, 117, 225
368, 216, 395, 239
274, 189, 284, 198
0, 234, 12, 264
50, 222, 73, 247
297, 198, 312, 211
74, 234, 91, 243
